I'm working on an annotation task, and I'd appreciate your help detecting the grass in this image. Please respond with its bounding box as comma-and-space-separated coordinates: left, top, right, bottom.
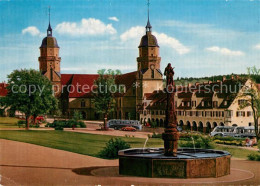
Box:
0, 117, 20, 128
215, 144, 260, 159
0, 130, 258, 159
0, 130, 163, 157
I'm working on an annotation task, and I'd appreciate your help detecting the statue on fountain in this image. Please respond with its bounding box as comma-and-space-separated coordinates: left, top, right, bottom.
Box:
162, 63, 179, 156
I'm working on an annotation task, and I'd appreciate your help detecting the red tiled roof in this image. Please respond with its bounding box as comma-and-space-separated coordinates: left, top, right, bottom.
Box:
61, 74, 74, 86
61, 74, 99, 98
0, 83, 8, 97
115, 71, 137, 93
61, 71, 137, 98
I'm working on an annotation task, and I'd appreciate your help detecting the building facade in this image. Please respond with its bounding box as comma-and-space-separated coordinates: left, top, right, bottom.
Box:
140, 77, 260, 132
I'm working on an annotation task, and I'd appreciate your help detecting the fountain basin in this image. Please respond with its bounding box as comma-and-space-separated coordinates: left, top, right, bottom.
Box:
119, 148, 231, 178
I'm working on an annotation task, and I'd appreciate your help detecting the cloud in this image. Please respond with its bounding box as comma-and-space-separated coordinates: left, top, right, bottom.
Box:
22, 26, 41, 36
55, 18, 117, 36
153, 32, 190, 55
206, 46, 244, 56
108, 16, 119, 22
120, 26, 190, 55
254, 44, 260, 50
120, 26, 144, 42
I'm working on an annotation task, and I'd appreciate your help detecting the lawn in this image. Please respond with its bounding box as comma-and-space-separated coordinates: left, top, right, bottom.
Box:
0, 117, 20, 128
215, 145, 260, 159
0, 130, 258, 159
0, 130, 163, 157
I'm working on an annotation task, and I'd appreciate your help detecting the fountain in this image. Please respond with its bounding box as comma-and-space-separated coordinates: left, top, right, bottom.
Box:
118, 63, 231, 178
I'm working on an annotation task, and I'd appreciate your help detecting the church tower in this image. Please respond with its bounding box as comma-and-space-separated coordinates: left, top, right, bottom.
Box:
137, 3, 161, 71
38, 8, 61, 96
136, 0, 163, 117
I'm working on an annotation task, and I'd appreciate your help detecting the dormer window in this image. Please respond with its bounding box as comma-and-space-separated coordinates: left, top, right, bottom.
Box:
81, 100, 86, 108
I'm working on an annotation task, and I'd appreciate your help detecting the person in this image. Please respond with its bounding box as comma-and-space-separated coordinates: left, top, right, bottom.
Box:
249, 138, 253, 147
245, 138, 250, 147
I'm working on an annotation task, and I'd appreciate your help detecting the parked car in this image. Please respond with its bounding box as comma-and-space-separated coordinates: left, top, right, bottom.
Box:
121, 126, 137, 132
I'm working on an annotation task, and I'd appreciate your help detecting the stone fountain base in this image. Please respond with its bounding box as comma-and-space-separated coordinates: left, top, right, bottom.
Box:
119, 148, 231, 178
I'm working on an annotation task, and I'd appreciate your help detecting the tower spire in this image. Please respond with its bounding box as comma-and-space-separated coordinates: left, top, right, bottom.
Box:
47, 6, 52, 36
146, 0, 152, 32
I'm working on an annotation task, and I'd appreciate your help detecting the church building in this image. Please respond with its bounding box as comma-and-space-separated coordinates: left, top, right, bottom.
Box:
38, 13, 164, 120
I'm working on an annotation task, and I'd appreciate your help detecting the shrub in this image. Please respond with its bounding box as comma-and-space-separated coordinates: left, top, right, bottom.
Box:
17, 120, 26, 128
46, 120, 86, 129
29, 124, 40, 128
247, 153, 256, 160
247, 153, 260, 161
179, 134, 215, 149
78, 121, 86, 128
98, 138, 131, 159
54, 122, 64, 131
151, 121, 157, 128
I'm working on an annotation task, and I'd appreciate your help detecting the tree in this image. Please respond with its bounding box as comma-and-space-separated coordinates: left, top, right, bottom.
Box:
93, 69, 122, 130
0, 69, 58, 129
73, 110, 82, 122
239, 66, 260, 140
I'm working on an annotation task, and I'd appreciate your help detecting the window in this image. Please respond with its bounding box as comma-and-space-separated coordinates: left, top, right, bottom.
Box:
151, 69, 154, 78
236, 111, 246, 117
81, 100, 86, 108
132, 87, 136, 95
238, 99, 247, 106
247, 111, 252, 117
213, 101, 218, 108
227, 110, 233, 117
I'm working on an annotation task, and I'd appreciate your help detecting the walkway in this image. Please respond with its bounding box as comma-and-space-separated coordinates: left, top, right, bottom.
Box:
0, 139, 260, 185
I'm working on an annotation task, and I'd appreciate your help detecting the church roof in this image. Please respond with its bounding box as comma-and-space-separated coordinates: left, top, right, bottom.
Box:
60, 71, 137, 98
139, 32, 159, 48
61, 74, 99, 98
40, 36, 59, 48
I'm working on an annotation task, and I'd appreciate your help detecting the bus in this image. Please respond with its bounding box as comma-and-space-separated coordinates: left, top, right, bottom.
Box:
107, 119, 142, 130
210, 126, 236, 137
210, 126, 256, 138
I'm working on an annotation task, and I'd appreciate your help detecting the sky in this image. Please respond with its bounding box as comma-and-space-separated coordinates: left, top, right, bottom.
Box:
0, 0, 260, 82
